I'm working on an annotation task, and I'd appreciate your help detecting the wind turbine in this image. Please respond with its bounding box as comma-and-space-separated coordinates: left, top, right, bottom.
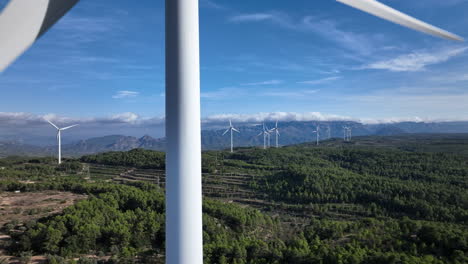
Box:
312, 124, 320, 146
269, 121, 280, 148
46, 120, 78, 165
326, 126, 332, 140
222, 119, 240, 153
0, 0, 463, 263
266, 124, 272, 148
343, 126, 352, 142
257, 123, 270, 150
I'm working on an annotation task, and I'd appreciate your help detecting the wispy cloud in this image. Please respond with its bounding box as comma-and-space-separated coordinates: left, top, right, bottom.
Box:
301, 17, 377, 56
298, 76, 341, 85
229, 13, 277, 23
201, 87, 246, 99
228, 12, 378, 55
362, 46, 468, 72
242, 80, 283, 86
201, 0, 227, 10
112, 90, 140, 99
53, 14, 124, 44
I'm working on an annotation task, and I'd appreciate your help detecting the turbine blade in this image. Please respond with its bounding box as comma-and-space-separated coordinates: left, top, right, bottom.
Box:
61, 124, 78, 130
257, 131, 263, 137
233, 128, 240, 133
337, 0, 463, 41
222, 128, 230, 136
0, 0, 80, 72
46, 119, 59, 130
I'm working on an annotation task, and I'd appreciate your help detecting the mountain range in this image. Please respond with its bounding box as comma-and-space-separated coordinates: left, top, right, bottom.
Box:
2, 121, 468, 157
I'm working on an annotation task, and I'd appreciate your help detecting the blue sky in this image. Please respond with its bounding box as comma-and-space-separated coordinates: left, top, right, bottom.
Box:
1, 0, 468, 140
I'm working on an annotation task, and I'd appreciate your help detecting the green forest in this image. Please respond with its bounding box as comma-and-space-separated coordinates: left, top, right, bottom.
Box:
0, 136, 467, 263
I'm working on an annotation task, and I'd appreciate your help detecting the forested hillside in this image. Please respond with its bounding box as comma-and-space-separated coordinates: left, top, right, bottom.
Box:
0, 136, 467, 263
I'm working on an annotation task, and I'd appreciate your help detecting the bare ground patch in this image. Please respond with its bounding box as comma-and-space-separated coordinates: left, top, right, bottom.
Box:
0, 191, 87, 262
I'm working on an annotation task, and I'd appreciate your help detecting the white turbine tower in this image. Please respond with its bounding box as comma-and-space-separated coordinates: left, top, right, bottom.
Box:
266, 124, 272, 148
343, 126, 353, 142
269, 121, 280, 148
46, 120, 78, 165
0, 0, 463, 262
223, 119, 240, 153
312, 124, 320, 146
257, 123, 270, 150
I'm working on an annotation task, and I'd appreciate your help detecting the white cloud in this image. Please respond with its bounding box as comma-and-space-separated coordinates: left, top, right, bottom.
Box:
242, 80, 283, 86
298, 76, 341, 85
203, 112, 354, 124
109, 112, 140, 123
0, 112, 161, 127
112, 90, 140, 99
362, 46, 468, 72
3, 111, 468, 134
229, 13, 277, 23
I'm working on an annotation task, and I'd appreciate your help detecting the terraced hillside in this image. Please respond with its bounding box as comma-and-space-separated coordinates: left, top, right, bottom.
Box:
1, 135, 467, 263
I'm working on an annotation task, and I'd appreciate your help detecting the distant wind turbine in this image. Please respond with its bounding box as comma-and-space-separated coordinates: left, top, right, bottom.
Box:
343, 126, 352, 142
266, 124, 272, 148
269, 121, 280, 148
222, 119, 240, 153
0, 0, 463, 262
257, 123, 270, 149
46, 120, 78, 165
312, 124, 320, 146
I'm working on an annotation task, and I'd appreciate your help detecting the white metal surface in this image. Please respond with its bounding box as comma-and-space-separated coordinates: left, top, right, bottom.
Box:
165, 0, 203, 263
337, 0, 463, 41
0, 0, 79, 72
57, 130, 61, 164
223, 120, 240, 153
0, 1, 464, 263
46, 120, 78, 164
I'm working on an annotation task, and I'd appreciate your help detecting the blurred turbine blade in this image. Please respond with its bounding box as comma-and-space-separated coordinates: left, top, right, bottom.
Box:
0, 0, 80, 72
61, 124, 78, 130
222, 128, 230, 136
233, 128, 240, 133
46, 119, 59, 130
337, 0, 463, 41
